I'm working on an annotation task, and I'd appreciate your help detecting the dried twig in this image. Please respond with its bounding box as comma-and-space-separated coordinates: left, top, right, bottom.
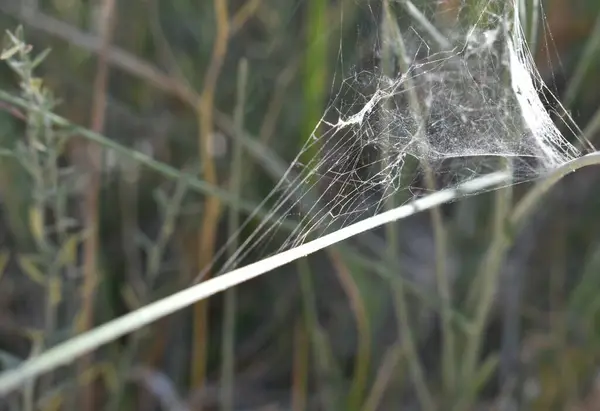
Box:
191, 0, 230, 398
0, 167, 515, 396
77, 0, 116, 408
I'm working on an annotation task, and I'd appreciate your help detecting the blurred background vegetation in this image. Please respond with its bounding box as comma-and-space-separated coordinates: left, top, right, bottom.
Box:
0, 0, 599, 410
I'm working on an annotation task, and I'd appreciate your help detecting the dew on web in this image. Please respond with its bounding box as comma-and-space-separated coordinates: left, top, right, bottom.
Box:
213, 0, 591, 275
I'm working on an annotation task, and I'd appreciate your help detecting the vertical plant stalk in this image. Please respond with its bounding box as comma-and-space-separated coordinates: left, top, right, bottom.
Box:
292, 321, 309, 411
79, 0, 116, 409
298, 259, 343, 410
220, 58, 248, 411
456, 182, 512, 410
6, 153, 600, 396
380, 2, 434, 409
458, 7, 515, 408
301, 0, 328, 164
191, 0, 230, 396
362, 344, 405, 411
389, 278, 435, 411
500, 2, 527, 401
109, 176, 189, 410
328, 250, 371, 411
528, 0, 540, 55
456, 153, 600, 379
563, 11, 600, 109
387, 1, 455, 396
119, 159, 144, 298
397, 0, 451, 50
581, 107, 600, 148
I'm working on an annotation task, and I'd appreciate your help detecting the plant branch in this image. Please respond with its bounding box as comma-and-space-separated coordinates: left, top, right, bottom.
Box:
0, 168, 515, 396
220, 58, 248, 411
385, 2, 455, 395
329, 249, 371, 411
0, 91, 283, 223
2, 150, 598, 395
191, 0, 230, 395
77, 0, 116, 408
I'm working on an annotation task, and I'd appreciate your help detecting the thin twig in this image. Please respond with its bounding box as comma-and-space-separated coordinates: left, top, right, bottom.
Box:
0, 167, 516, 396
110, 175, 190, 410
459, 9, 516, 407
361, 344, 404, 411
0, 2, 261, 104
1, 151, 598, 396
78, 0, 116, 408
0, 91, 280, 223
581, 107, 600, 148
0, 4, 314, 234
563, 12, 600, 109
291, 321, 308, 411
458, 179, 512, 409
529, 0, 540, 55
0, 4, 197, 104
191, 0, 230, 395
394, 0, 451, 50
385, 1, 455, 395
380, 2, 435, 409
220, 58, 248, 411
511, 152, 600, 226
298, 259, 342, 410
329, 249, 371, 411
229, 0, 263, 36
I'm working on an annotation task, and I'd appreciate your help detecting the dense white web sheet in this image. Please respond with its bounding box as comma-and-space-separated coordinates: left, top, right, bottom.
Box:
211, 0, 587, 275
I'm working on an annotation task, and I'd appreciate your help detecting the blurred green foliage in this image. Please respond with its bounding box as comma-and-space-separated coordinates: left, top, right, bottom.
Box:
0, 0, 599, 410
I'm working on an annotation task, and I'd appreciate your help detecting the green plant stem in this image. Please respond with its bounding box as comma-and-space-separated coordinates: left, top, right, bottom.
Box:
380, 3, 435, 409
362, 344, 405, 411
528, 0, 540, 55
109, 176, 189, 411
395, 0, 451, 50
0, 90, 285, 225
456, 147, 600, 409
302, 0, 328, 165
347, 251, 470, 331
458, 174, 512, 409
581, 107, 600, 148
220, 58, 248, 411
511, 152, 600, 226
385, 3, 455, 395
328, 250, 371, 411
298, 259, 342, 410
292, 321, 308, 411
0, 153, 597, 396
563, 12, 600, 109
459, 9, 515, 405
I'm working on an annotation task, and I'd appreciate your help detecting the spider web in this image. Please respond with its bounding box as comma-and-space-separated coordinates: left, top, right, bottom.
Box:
210, 0, 589, 276
0, 0, 599, 395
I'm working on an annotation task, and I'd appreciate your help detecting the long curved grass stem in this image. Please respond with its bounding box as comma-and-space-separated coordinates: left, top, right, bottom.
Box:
0, 169, 512, 396
0, 152, 598, 396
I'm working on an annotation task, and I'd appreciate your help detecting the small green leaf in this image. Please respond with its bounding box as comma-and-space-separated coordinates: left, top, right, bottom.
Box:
121, 285, 141, 310
5, 29, 20, 46
28, 77, 44, 94
17, 254, 46, 285
48, 277, 62, 307
31, 48, 51, 69
466, 354, 499, 402
0, 45, 20, 61
28, 207, 45, 244
57, 233, 84, 266
0, 250, 9, 282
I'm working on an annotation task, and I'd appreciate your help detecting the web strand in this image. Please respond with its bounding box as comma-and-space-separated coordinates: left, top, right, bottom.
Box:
0, 0, 596, 396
